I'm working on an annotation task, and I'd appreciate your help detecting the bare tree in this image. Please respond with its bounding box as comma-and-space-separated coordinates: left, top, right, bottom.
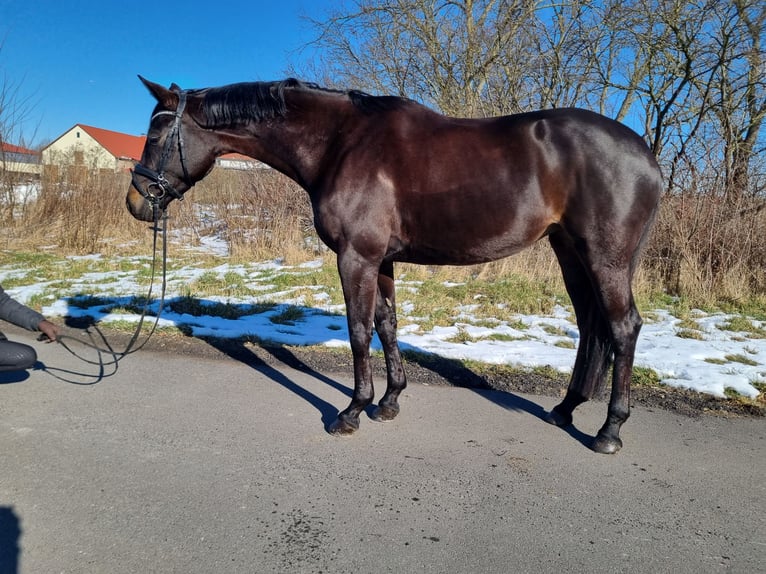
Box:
307, 0, 539, 117
0, 43, 40, 222
302, 0, 766, 296
712, 0, 766, 199
0, 44, 37, 150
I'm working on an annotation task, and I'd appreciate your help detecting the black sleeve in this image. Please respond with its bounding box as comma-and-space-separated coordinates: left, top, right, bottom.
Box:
0, 285, 46, 332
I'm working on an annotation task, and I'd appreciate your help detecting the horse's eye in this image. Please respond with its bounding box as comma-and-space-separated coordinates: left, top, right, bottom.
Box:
148, 136, 160, 146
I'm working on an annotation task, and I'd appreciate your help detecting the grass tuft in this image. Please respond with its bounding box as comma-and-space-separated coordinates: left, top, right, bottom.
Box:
720, 316, 766, 339
632, 366, 662, 387
269, 306, 305, 325
723, 353, 759, 366
676, 328, 705, 340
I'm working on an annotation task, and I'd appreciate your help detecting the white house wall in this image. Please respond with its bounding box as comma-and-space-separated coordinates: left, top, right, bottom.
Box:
42, 126, 115, 170
0, 159, 40, 176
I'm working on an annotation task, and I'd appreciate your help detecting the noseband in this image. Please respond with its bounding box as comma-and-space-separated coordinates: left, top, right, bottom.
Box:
131, 90, 192, 216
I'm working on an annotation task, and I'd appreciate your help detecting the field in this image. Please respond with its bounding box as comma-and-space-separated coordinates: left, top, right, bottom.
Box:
1, 168, 765, 410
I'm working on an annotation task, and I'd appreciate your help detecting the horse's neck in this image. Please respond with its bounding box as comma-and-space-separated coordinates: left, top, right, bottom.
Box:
228, 91, 350, 190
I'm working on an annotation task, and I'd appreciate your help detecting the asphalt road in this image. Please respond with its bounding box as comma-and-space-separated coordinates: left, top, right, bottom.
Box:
1, 328, 764, 574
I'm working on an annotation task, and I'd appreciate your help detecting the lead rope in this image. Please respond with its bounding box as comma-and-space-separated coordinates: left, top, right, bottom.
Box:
50, 211, 171, 368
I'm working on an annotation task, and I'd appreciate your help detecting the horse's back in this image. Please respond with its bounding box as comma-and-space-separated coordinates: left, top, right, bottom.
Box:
381, 104, 660, 195
489, 107, 658, 174
407, 106, 661, 222
333, 102, 662, 266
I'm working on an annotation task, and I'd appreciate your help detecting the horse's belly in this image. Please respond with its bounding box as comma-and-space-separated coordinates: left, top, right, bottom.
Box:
396, 220, 549, 265
393, 176, 556, 265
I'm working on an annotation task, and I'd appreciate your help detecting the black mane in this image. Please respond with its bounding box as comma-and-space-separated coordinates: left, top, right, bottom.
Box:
198, 79, 409, 127
348, 90, 410, 114
197, 79, 298, 127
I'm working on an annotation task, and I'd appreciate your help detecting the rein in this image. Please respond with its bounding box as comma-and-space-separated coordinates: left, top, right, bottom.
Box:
50, 202, 171, 371
50, 89, 198, 378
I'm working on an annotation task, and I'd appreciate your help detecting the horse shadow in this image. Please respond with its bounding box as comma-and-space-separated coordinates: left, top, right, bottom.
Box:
174, 300, 593, 449
199, 336, 346, 429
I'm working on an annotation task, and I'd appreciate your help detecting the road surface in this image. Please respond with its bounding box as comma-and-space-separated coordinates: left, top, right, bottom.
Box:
1, 328, 764, 573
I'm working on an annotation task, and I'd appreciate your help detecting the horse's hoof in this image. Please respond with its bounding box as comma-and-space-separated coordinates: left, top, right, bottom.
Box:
371, 404, 399, 422
592, 433, 622, 454
327, 416, 359, 436
544, 408, 572, 428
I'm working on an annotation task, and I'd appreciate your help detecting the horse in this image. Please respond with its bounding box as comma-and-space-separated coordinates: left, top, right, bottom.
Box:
127, 77, 662, 454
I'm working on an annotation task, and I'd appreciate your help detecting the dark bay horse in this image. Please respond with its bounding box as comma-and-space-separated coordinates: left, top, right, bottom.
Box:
127, 77, 662, 454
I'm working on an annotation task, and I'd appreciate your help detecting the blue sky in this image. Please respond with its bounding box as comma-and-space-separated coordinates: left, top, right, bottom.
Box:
0, 0, 329, 146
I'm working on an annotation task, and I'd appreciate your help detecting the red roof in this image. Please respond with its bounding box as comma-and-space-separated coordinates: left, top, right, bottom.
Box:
1, 142, 38, 156
76, 125, 146, 162
44, 126, 260, 166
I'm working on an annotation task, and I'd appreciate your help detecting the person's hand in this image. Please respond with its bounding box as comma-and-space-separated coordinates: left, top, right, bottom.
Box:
37, 319, 60, 343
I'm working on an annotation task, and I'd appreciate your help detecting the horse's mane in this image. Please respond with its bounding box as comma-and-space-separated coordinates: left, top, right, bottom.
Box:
348, 90, 410, 114
197, 79, 409, 127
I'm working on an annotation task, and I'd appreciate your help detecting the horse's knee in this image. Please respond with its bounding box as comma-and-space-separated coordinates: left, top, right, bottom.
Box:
610, 305, 642, 352
348, 326, 372, 352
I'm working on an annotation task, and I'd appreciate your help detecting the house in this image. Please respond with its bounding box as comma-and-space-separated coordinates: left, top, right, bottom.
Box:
0, 142, 41, 177
41, 124, 266, 180
41, 124, 145, 178
215, 153, 268, 171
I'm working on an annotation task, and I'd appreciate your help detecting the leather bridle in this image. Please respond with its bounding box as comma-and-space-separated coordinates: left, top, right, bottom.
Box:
131, 90, 192, 218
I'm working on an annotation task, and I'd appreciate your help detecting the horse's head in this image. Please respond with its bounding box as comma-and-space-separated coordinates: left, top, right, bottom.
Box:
127, 77, 217, 221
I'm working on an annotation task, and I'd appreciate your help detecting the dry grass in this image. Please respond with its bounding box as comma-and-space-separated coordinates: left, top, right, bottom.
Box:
643, 192, 766, 306
192, 168, 319, 263
1, 169, 152, 255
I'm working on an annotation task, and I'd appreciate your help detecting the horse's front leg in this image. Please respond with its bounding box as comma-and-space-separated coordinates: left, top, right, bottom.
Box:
371, 260, 407, 422
327, 249, 380, 435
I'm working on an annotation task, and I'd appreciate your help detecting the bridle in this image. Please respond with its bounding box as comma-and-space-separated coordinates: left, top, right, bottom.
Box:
131, 90, 192, 219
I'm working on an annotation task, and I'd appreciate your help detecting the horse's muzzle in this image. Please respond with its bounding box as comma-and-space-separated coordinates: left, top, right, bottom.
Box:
126, 185, 156, 222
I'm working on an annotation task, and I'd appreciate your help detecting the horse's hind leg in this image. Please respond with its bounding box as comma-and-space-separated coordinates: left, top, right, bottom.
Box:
371, 260, 407, 422
546, 232, 613, 427
589, 268, 642, 454
548, 231, 642, 454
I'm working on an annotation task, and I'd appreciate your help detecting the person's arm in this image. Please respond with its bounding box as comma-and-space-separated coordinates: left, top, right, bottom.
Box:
0, 286, 59, 340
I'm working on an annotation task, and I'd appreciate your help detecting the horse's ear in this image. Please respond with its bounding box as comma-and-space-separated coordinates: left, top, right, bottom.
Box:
138, 75, 178, 108
169, 83, 182, 92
